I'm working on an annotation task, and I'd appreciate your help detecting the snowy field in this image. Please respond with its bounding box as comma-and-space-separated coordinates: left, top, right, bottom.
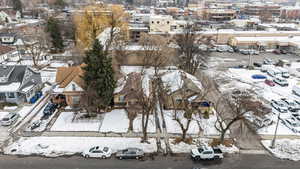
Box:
50, 112, 102, 132
100, 109, 129, 133
262, 139, 300, 161
4, 137, 238, 157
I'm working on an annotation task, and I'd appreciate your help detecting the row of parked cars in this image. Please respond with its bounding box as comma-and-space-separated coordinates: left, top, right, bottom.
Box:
271, 98, 300, 133
82, 145, 224, 161
82, 146, 144, 160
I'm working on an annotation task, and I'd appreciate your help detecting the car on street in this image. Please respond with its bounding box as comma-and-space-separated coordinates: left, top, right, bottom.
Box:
273, 77, 288, 87
82, 146, 112, 159
1, 112, 19, 126
271, 100, 288, 113
116, 148, 144, 160
191, 145, 223, 160
265, 79, 275, 87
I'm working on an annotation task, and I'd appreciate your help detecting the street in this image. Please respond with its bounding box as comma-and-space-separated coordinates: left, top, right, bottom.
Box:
0, 154, 299, 169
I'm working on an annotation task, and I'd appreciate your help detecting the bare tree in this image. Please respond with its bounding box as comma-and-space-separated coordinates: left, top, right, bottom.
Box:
168, 73, 212, 142
24, 30, 50, 68
214, 92, 251, 144
173, 24, 212, 75
138, 33, 173, 153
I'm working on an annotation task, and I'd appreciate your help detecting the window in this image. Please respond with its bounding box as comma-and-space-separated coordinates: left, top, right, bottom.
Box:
167, 21, 170, 24
157, 21, 160, 24
119, 95, 125, 102
72, 84, 76, 91
8, 92, 15, 98
72, 96, 80, 105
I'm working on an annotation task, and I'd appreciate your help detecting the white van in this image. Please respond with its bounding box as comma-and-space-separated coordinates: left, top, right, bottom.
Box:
267, 67, 281, 77
293, 84, 300, 96
276, 67, 290, 78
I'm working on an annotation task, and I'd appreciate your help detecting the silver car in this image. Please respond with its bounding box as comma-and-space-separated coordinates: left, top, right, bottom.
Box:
1, 112, 19, 126
116, 148, 144, 160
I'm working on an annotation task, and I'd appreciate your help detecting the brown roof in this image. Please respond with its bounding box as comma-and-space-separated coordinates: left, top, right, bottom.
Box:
56, 65, 85, 89
0, 45, 15, 55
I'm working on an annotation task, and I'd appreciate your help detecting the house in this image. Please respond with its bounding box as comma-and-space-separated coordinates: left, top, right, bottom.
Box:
114, 72, 145, 110
0, 65, 43, 104
53, 65, 85, 107
160, 70, 213, 114
0, 45, 16, 63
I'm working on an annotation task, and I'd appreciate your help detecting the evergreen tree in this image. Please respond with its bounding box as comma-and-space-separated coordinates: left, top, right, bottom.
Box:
54, 0, 67, 9
46, 17, 64, 52
11, 0, 22, 14
82, 40, 116, 112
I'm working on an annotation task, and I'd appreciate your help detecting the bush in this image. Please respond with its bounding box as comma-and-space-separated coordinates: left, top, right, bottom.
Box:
172, 136, 193, 144
203, 111, 209, 119
210, 138, 234, 147
0, 102, 18, 109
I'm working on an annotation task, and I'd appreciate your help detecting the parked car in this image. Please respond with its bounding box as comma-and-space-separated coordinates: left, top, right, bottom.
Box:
191, 146, 223, 160
43, 103, 58, 116
271, 100, 288, 113
263, 58, 273, 65
280, 49, 288, 54
116, 148, 144, 160
30, 120, 42, 130
292, 85, 300, 96
82, 146, 112, 159
1, 112, 19, 126
265, 79, 275, 87
253, 62, 262, 67
273, 77, 288, 87
281, 98, 299, 110
281, 118, 300, 133
273, 49, 281, 55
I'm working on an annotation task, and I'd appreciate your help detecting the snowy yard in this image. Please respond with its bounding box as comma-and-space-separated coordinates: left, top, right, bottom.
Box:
100, 109, 129, 133
50, 112, 103, 132
262, 139, 300, 161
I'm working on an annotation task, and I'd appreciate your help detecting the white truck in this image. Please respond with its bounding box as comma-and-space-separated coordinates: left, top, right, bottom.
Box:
191, 146, 223, 160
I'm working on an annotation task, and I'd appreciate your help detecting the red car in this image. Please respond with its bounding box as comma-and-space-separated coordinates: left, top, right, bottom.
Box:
265, 79, 275, 87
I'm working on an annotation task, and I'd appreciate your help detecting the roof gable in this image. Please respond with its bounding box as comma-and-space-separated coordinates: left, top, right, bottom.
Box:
56, 65, 85, 89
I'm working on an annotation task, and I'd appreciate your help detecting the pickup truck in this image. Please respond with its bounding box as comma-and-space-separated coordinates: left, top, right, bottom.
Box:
191, 146, 223, 160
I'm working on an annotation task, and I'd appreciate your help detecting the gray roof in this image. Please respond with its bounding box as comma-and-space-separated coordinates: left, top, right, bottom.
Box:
0, 65, 42, 92
0, 65, 14, 77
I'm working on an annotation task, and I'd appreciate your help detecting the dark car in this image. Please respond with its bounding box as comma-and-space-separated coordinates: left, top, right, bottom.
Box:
273, 49, 281, 55
280, 49, 288, 54
43, 103, 58, 116
115, 148, 144, 160
253, 62, 262, 67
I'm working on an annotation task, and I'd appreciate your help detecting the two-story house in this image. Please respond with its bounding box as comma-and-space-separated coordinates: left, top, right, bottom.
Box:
53, 65, 85, 107
0, 65, 43, 104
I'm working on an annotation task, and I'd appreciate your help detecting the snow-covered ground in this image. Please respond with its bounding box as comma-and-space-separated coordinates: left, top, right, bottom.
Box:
4, 137, 158, 157
262, 139, 300, 161
50, 112, 102, 132
100, 109, 129, 133
4, 136, 238, 157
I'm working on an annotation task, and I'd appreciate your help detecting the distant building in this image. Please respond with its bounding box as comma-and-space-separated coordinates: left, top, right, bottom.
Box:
280, 6, 300, 20
243, 5, 281, 21
149, 15, 188, 33
203, 9, 236, 21
0, 45, 16, 63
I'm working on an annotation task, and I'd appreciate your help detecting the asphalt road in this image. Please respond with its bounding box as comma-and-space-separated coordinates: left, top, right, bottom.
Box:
0, 154, 299, 169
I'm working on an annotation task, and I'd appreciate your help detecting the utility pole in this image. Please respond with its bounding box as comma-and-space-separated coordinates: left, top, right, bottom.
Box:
270, 112, 281, 149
